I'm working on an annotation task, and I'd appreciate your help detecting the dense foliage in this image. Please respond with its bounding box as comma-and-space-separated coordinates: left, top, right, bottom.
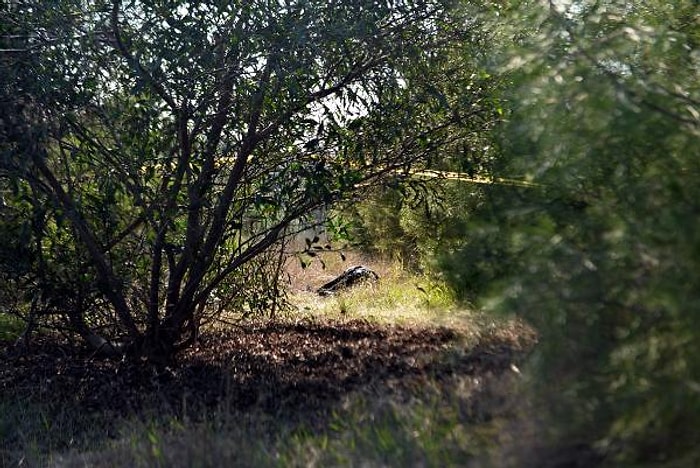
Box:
456, 0, 699, 463
0, 0, 489, 360
348, 15, 505, 273
3, 0, 699, 463
354, 0, 700, 463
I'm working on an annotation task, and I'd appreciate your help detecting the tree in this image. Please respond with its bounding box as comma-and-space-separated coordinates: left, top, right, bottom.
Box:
347, 2, 507, 274
459, 0, 700, 463
0, 0, 486, 361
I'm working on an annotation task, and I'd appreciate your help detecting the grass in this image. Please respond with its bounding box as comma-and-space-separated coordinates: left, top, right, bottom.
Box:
1, 364, 516, 467
1, 254, 534, 467
48, 371, 518, 468
285, 250, 475, 329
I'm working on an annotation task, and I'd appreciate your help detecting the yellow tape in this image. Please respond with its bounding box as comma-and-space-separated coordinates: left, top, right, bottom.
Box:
411, 170, 540, 188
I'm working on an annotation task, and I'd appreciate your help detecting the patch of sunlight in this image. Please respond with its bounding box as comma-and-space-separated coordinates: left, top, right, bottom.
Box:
289, 258, 477, 332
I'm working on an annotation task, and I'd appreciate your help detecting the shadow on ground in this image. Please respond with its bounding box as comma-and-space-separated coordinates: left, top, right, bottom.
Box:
1, 319, 536, 465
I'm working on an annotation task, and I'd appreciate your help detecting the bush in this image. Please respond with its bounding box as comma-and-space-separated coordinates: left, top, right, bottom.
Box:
457, 0, 700, 463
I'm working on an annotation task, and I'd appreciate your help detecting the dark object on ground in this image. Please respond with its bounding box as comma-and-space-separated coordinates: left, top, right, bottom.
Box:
317, 265, 379, 296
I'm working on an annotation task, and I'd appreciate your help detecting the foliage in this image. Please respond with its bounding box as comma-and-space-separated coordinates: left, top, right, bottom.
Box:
0, 0, 487, 360
347, 3, 506, 273
459, 0, 700, 463
0, 313, 24, 342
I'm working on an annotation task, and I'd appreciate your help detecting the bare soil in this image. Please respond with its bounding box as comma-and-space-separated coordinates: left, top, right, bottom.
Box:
1, 320, 534, 416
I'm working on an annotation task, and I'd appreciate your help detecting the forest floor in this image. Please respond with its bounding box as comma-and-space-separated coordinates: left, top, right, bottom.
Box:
0, 254, 542, 467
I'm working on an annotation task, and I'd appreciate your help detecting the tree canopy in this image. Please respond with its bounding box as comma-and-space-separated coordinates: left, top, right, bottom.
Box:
1, 0, 488, 360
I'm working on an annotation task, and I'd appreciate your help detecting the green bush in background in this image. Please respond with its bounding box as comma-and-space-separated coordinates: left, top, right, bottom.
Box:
353, 0, 700, 463
476, 0, 700, 463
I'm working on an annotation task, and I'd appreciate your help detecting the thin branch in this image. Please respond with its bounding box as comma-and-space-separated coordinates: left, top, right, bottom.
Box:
32, 157, 139, 339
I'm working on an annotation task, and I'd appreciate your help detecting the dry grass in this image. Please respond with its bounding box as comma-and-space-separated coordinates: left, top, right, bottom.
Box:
283, 249, 393, 292
1, 254, 537, 467
284, 250, 474, 330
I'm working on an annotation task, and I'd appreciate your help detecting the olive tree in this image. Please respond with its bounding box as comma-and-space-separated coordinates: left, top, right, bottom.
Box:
1, 0, 484, 360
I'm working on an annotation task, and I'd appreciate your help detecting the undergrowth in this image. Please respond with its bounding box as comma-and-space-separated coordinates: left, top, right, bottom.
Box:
47, 371, 520, 468
1, 255, 534, 467
0, 312, 23, 342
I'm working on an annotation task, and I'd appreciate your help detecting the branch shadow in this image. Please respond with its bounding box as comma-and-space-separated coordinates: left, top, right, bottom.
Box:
0, 320, 533, 465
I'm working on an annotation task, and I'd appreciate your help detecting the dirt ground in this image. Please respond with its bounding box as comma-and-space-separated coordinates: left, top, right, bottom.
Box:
0, 319, 535, 419
0, 317, 554, 468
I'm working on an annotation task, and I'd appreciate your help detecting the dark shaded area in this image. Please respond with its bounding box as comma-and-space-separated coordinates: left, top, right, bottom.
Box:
1, 320, 531, 431
1, 320, 527, 416
317, 266, 379, 296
